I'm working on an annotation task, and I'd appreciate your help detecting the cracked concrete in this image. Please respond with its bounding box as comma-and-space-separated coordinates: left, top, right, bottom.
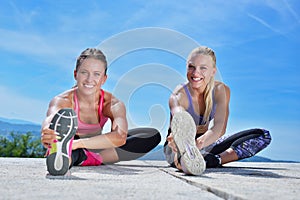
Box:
1, 158, 299, 200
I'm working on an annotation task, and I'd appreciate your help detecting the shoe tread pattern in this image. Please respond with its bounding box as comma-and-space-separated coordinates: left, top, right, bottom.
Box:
171, 111, 206, 175
46, 108, 77, 176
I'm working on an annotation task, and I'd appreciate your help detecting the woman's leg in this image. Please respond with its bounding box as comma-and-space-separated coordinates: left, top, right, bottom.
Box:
71, 128, 161, 165
70, 148, 87, 167
114, 127, 161, 162
230, 129, 271, 160
71, 148, 104, 166
71, 135, 108, 166
205, 128, 271, 167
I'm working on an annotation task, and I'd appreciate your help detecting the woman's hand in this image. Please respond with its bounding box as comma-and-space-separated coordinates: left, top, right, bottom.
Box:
72, 139, 84, 150
41, 127, 57, 149
167, 133, 178, 153
196, 137, 204, 149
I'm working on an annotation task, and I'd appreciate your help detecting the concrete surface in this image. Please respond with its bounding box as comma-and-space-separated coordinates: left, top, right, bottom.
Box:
0, 157, 299, 200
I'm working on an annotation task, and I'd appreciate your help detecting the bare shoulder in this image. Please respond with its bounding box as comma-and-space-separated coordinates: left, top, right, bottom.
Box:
49, 89, 74, 109
214, 81, 230, 93
103, 90, 122, 106
45, 89, 74, 117
169, 84, 181, 102
171, 84, 186, 99
214, 81, 230, 101
169, 83, 188, 110
172, 84, 184, 95
103, 90, 126, 116
103, 90, 113, 106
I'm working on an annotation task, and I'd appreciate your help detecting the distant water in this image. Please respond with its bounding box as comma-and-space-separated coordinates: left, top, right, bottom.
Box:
0, 119, 41, 139
0, 117, 39, 125
0, 117, 298, 163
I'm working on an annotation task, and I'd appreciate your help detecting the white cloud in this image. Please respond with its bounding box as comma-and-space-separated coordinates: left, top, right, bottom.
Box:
97, 27, 201, 64
0, 3, 110, 70
247, 13, 282, 34
283, 0, 300, 24
8, 0, 39, 29
0, 28, 53, 56
0, 85, 48, 124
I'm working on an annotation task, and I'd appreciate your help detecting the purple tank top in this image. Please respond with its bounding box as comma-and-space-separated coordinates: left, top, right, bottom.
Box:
183, 84, 216, 125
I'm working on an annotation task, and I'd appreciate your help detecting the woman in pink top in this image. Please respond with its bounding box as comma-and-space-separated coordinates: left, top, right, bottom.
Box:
41, 48, 161, 176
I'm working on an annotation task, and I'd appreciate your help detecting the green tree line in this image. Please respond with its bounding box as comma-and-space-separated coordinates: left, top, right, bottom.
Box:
0, 132, 46, 158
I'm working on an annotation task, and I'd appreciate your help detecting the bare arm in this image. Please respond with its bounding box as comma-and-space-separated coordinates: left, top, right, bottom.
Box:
72, 96, 128, 150
196, 82, 230, 149
41, 93, 73, 148
169, 93, 185, 115
166, 86, 187, 152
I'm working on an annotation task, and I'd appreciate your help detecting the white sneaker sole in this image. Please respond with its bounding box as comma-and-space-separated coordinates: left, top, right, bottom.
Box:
171, 111, 206, 175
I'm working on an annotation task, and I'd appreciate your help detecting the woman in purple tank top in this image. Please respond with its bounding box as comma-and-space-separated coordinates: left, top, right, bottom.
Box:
164, 46, 271, 175
41, 48, 161, 176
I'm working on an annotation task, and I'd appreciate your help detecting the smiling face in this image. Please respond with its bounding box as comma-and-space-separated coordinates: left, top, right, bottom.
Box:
187, 54, 216, 90
75, 58, 107, 95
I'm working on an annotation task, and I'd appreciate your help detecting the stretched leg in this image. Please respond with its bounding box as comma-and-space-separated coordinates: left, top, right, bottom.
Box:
231, 129, 271, 160
205, 128, 271, 167
71, 128, 161, 165
100, 148, 119, 164
71, 147, 104, 166
218, 148, 239, 164
70, 135, 114, 166
114, 127, 161, 162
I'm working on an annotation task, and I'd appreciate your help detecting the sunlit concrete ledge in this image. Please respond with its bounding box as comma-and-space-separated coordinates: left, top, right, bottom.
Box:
1, 157, 299, 200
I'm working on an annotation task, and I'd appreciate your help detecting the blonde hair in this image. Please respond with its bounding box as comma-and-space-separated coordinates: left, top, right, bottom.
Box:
187, 46, 216, 125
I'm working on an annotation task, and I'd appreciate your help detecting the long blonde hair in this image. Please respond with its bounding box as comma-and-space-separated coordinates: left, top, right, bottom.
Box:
187, 46, 216, 125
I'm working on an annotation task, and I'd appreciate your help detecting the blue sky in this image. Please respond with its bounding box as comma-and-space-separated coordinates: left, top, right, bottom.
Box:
0, 0, 299, 161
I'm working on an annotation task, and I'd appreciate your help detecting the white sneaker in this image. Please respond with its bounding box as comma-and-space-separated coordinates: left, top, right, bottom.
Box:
171, 111, 206, 175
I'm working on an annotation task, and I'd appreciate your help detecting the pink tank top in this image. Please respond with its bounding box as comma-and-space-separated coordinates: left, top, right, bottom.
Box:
74, 89, 108, 135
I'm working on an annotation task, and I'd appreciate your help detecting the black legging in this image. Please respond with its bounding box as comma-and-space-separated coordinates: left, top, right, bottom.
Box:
199, 128, 271, 159
71, 127, 161, 166
116, 127, 161, 161
163, 128, 271, 168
